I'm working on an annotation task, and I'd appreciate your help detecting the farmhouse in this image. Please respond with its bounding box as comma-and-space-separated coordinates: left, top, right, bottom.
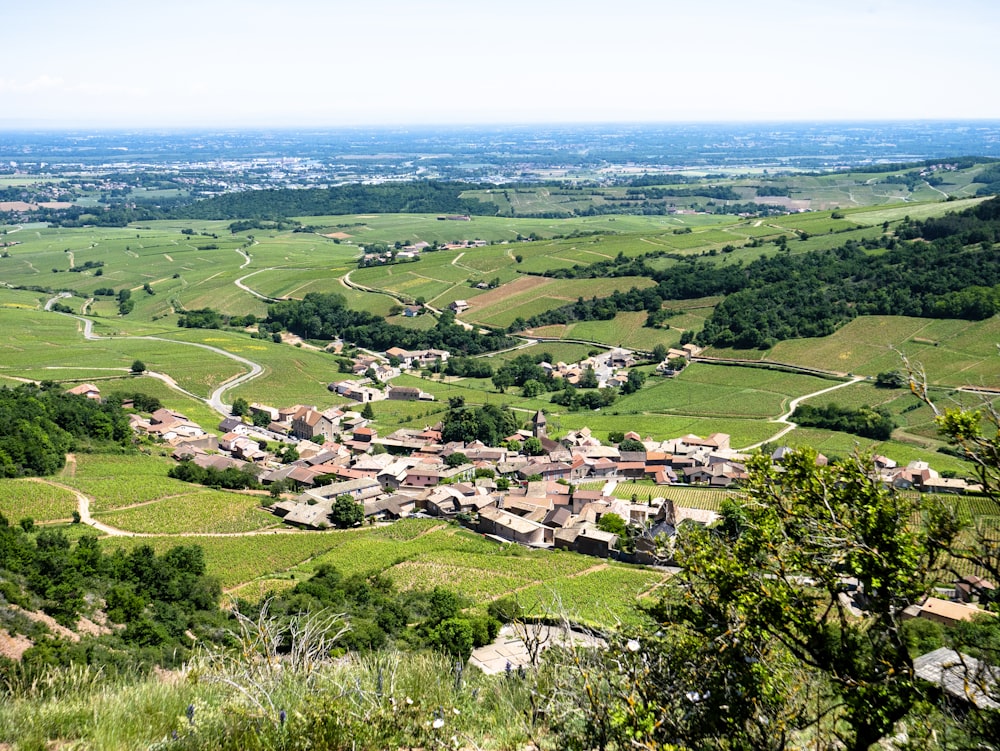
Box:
66, 383, 101, 400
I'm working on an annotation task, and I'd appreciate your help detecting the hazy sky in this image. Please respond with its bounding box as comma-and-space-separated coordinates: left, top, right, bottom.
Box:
3, 0, 999, 128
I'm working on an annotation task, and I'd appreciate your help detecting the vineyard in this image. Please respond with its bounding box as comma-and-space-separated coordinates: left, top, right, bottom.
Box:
61, 453, 197, 512
96, 489, 279, 535
578, 481, 733, 511
515, 565, 668, 628
0, 479, 79, 523
100, 531, 353, 589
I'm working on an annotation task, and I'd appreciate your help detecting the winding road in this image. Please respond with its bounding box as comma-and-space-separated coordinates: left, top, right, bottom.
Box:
738, 375, 865, 451
46, 297, 264, 416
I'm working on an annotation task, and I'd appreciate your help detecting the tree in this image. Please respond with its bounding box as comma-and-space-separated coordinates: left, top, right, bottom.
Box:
361, 402, 374, 420
251, 410, 272, 428
596, 512, 626, 537
618, 437, 644, 452
330, 494, 363, 528
231, 397, 250, 417
875, 370, 906, 389
660, 449, 957, 751
445, 452, 468, 468
523, 436, 544, 456
652, 343, 668, 362
621, 369, 646, 395
130, 360, 146, 375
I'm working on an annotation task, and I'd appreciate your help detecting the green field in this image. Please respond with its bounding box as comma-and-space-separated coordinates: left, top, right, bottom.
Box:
613, 362, 835, 419
97, 489, 278, 535
708, 315, 1000, 387
0, 479, 79, 523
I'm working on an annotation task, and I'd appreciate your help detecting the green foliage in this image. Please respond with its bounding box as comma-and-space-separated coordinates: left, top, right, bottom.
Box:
230, 397, 250, 417
652, 449, 958, 751
330, 494, 363, 528
791, 401, 896, 440
268, 292, 512, 354
875, 370, 907, 389
130, 359, 146, 374
0, 383, 132, 477
440, 403, 518, 445
597, 512, 627, 536
168, 460, 262, 491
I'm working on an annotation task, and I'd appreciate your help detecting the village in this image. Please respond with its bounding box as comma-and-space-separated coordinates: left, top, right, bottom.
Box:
64, 339, 994, 636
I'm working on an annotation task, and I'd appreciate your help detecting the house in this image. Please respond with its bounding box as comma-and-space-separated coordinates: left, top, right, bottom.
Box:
388, 386, 433, 401
955, 575, 997, 604
404, 463, 444, 488
66, 383, 101, 400
913, 648, 999, 709
364, 495, 416, 521
573, 527, 618, 558
478, 506, 552, 546
299, 477, 382, 504
291, 408, 340, 442
910, 597, 993, 627
449, 300, 470, 313
402, 305, 422, 317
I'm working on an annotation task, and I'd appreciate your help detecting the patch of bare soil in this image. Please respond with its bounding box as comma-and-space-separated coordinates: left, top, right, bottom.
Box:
77, 615, 112, 638
323, 232, 352, 240
0, 629, 33, 661
467, 275, 551, 309
9, 605, 79, 642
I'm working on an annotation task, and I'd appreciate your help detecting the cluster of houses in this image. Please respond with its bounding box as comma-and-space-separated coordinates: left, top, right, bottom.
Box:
538, 347, 638, 388
655, 342, 702, 376
65, 371, 984, 564
359, 237, 488, 266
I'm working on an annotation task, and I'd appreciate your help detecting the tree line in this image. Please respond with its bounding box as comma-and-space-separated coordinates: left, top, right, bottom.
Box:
512, 197, 1000, 348
266, 293, 513, 355
0, 383, 133, 477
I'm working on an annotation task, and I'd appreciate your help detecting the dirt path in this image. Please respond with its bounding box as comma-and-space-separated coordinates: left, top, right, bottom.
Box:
738, 375, 865, 451
47, 309, 264, 417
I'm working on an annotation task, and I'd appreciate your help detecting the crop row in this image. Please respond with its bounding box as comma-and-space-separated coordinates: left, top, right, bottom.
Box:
0, 479, 79, 522
96, 489, 277, 535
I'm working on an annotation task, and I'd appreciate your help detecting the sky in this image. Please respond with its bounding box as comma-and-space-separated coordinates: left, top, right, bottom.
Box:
2, 0, 999, 128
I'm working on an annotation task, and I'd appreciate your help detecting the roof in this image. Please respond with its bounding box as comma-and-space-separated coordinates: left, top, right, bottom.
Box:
919, 597, 992, 623
913, 648, 999, 709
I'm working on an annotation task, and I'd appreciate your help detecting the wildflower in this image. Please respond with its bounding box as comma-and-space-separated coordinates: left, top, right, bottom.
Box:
186, 704, 195, 726
452, 708, 460, 715
279, 709, 287, 726
433, 718, 445, 729
626, 639, 641, 653
405, 696, 414, 706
